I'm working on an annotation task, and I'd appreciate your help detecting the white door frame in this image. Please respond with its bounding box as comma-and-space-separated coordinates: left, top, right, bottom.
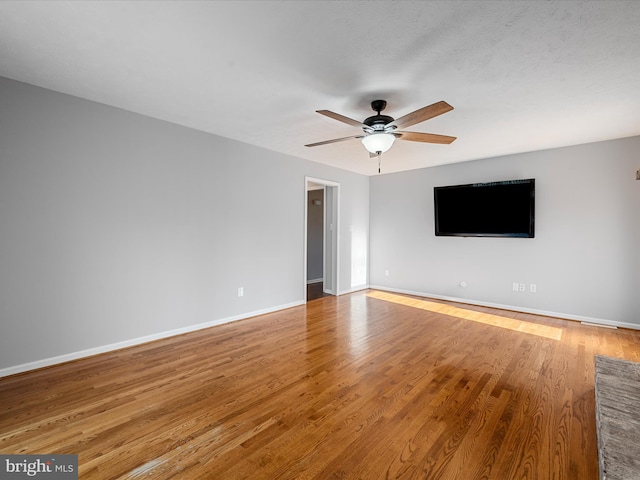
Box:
304, 176, 340, 300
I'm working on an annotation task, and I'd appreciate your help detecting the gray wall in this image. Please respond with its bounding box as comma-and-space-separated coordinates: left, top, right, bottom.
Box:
306, 189, 324, 282
370, 137, 640, 327
0, 77, 369, 372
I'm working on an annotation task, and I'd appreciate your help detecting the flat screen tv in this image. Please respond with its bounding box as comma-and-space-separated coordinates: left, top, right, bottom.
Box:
434, 179, 535, 238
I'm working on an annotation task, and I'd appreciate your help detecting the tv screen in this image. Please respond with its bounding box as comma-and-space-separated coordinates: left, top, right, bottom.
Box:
434, 179, 535, 238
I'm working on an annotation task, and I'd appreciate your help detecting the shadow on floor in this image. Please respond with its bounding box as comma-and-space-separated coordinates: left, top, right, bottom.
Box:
306, 282, 331, 301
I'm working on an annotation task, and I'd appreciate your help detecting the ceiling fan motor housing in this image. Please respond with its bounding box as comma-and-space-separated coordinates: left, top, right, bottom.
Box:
364, 99, 394, 130
364, 114, 394, 127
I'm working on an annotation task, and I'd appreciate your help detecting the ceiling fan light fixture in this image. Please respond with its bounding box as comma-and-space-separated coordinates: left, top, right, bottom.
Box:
361, 132, 395, 154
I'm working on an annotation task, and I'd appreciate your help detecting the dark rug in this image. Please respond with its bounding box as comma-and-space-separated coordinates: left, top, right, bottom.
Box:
595, 355, 640, 480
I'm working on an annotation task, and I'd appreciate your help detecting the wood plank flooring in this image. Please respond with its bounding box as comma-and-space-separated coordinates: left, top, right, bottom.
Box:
2, 289, 640, 479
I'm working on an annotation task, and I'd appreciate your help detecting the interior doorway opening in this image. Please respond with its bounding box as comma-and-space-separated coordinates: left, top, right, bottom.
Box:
304, 177, 339, 302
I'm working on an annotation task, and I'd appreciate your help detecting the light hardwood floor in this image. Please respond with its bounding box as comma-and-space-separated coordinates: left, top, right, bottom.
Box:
2, 289, 640, 479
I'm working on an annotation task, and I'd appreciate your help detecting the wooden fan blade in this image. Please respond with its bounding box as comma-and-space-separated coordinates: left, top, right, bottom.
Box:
396, 131, 457, 144
316, 110, 364, 127
390, 101, 453, 129
305, 135, 363, 147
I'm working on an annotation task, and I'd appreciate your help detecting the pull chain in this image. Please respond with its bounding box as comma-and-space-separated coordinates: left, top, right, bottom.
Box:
378, 153, 381, 174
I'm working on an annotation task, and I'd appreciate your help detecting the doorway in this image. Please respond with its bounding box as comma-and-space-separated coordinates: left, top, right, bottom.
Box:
305, 177, 339, 301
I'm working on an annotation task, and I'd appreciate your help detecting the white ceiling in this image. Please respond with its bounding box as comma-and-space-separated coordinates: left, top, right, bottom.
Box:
1, 1, 639, 176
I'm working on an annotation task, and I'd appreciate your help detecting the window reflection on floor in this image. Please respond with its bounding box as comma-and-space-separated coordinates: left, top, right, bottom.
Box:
367, 290, 562, 341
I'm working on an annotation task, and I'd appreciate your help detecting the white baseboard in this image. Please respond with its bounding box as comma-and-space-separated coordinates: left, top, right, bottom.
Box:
368, 285, 640, 331
338, 284, 370, 295
0, 300, 305, 379
306, 278, 323, 285
581, 321, 617, 329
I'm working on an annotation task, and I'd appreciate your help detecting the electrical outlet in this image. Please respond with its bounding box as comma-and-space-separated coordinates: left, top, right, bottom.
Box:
530, 284, 537, 293
519, 283, 526, 292
238, 287, 244, 297
384, 269, 390, 277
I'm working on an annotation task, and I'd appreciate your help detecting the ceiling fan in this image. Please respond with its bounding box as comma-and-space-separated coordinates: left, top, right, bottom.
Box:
305, 100, 456, 159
